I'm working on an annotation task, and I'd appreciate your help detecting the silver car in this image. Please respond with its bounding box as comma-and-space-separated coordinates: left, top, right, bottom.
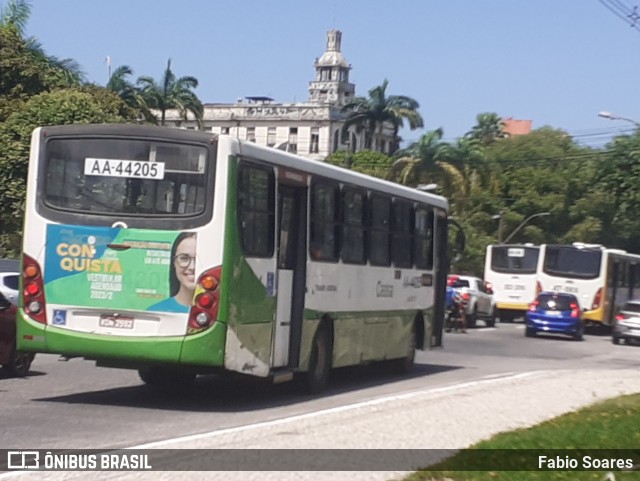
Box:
613, 299, 640, 345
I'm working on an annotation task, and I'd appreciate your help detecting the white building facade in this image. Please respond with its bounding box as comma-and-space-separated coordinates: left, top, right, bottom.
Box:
164, 30, 395, 161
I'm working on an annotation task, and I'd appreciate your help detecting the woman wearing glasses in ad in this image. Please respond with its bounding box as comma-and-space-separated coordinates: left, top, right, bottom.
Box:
149, 232, 196, 313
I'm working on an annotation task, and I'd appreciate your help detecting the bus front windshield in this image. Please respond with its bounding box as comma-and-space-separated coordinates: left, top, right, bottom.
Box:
490, 246, 539, 274
42, 137, 210, 218
543, 246, 602, 279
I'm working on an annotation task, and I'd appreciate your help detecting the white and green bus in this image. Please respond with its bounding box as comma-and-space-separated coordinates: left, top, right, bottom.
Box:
18, 124, 453, 392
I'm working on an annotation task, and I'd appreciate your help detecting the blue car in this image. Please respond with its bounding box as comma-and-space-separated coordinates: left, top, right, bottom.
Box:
525, 291, 585, 340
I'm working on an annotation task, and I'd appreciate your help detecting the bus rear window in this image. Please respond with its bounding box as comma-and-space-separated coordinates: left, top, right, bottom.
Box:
490, 246, 539, 274
43, 138, 210, 217
543, 246, 602, 279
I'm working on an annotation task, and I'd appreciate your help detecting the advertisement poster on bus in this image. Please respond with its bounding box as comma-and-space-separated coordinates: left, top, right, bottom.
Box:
44, 224, 196, 313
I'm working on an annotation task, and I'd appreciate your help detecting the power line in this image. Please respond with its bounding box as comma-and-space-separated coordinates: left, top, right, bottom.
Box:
341, 147, 639, 169
597, 0, 640, 32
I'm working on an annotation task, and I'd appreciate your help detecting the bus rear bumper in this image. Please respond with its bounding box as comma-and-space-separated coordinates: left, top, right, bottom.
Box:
16, 310, 226, 367
495, 302, 529, 310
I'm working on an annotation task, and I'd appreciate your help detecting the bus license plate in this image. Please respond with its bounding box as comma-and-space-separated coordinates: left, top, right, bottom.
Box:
99, 315, 134, 329
84, 158, 165, 179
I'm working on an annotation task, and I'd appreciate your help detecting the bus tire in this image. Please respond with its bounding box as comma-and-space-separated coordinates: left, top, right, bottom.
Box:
138, 367, 196, 389
304, 324, 332, 394
392, 321, 417, 374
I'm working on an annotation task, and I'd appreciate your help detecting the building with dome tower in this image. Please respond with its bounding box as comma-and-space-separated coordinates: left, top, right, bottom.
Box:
163, 30, 395, 161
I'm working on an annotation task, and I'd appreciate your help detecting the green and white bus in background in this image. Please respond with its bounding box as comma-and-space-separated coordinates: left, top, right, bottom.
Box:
18, 124, 452, 392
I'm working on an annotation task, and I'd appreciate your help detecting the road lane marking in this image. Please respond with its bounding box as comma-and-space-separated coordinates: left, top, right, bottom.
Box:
131, 371, 541, 449
0, 371, 544, 479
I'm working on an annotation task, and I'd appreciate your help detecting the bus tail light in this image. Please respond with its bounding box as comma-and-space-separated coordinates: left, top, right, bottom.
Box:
536, 281, 542, 296
529, 300, 539, 312
592, 288, 603, 310
22, 254, 48, 324
188, 266, 221, 334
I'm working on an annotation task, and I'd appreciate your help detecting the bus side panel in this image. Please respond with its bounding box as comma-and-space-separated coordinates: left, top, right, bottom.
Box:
179, 321, 227, 366
220, 153, 276, 378
296, 314, 321, 372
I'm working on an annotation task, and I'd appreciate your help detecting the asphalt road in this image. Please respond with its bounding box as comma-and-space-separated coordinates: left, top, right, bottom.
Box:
1, 322, 639, 480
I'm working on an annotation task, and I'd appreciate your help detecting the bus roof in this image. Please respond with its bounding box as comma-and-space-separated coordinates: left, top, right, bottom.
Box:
225, 135, 450, 211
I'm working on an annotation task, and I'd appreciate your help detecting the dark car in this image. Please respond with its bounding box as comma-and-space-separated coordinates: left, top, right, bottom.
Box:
0, 291, 35, 376
525, 291, 584, 340
613, 299, 640, 346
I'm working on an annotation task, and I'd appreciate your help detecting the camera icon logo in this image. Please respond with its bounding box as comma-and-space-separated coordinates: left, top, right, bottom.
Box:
7, 451, 40, 470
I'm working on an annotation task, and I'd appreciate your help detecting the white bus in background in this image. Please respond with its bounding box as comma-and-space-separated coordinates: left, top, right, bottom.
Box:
537, 243, 640, 328
484, 244, 540, 323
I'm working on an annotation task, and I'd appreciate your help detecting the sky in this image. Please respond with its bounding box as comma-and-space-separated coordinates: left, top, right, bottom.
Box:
19, 0, 640, 147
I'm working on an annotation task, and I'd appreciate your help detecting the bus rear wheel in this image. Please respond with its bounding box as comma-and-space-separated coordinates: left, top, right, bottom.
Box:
138, 366, 196, 389
304, 324, 332, 394
392, 323, 417, 374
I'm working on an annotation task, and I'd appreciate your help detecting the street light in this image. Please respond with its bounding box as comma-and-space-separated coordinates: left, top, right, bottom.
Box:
598, 111, 640, 128
501, 212, 550, 244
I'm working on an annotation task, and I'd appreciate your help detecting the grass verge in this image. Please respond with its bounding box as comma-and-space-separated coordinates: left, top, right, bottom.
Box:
401, 393, 640, 481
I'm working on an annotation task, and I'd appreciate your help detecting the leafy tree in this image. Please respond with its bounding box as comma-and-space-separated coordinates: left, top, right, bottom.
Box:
137, 59, 203, 128
340, 79, 423, 153
483, 127, 594, 245
0, 0, 84, 86
0, 25, 76, 121
465, 112, 508, 146
324, 149, 394, 180
0, 87, 133, 256
591, 132, 640, 251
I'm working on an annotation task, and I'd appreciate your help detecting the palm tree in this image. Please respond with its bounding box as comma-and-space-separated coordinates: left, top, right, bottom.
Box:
465, 112, 508, 146
340, 79, 423, 153
391, 128, 447, 185
436, 138, 487, 215
0, 0, 84, 85
106, 65, 154, 122
136, 59, 203, 128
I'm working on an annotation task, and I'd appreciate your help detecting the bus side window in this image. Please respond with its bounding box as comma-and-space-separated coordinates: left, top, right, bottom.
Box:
341, 188, 366, 264
309, 180, 340, 262
414, 207, 434, 270
237, 162, 275, 257
391, 199, 413, 268
369, 194, 391, 266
